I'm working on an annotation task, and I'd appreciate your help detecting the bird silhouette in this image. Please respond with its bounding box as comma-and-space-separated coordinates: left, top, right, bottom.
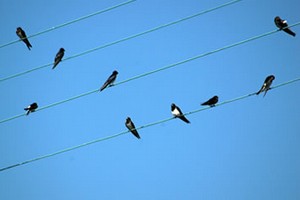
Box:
100, 70, 118, 91
171, 103, 190, 124
274, 16, 296, 37
24, 102, 38, 115
16, 27, 32, 50
201, 96, 219, 107
53, 48, 65, 69
125, 117, 141, 139
256, 75, 275, 97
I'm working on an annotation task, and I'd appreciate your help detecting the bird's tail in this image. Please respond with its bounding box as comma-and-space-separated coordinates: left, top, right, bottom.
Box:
179, 115, 191, 124
25, 40, 32, 50
52, 63, 58, 70
100, 83, 108, 91
283, 28, 296, 37
24, 107, 30, 115
263, 91, 268, 97
263, 88, 271, 97
132, 130, 141, 139
256, 86, 265, 95
256, 90, 261, 95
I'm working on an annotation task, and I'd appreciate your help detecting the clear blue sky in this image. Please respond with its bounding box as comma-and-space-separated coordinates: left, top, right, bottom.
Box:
0, 0, 299, 199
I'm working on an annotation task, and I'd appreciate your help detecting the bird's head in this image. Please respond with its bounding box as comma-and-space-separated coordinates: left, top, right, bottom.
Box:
275, 16, 281, 21
269, 75, 275, 80
171, 103, 176, 109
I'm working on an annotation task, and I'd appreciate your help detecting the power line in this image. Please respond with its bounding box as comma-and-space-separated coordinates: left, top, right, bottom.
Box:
0, 0, 242, 83
0, 0, 136, 49
0, 23, 299, 125
0, 89, 97, 124
114, 22, 300, 86
1, 77, 299, 172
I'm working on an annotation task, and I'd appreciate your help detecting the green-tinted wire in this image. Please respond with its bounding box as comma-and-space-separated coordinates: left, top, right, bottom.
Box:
0, 0, 242, 82
0, 0, 136, 49
1, 77, 300, 172
0, 89, 99, 124
1, 22, 300, 125
272, 77, 300, 89
0, 131, 128, 172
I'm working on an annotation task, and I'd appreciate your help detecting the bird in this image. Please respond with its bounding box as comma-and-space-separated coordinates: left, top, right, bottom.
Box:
53, 48, 65, 69
100, 70, 118, 91
201, 95, 219, 107
16, 27, 32, 50
24, 102, 38, 115
125, 117, 141, 139
274, 16, 296, 37
171, 103, 190, 124
256, 75, 275, 97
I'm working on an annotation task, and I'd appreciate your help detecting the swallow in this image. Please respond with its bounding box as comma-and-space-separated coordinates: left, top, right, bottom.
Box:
201, 95, 219, 107
100, 70, 118, 91
16, 27, 32, 50
24, 102, 38, 115
274, 16, 296, 37
256, 75, 275, 97
171, 103, 190, 124
53, 48, 65, 69
125, 117, 141, 139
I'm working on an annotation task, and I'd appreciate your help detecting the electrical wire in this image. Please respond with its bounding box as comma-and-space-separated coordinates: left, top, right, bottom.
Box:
0, 77, 299, 172
113, 22, 300, 86
0, 23, 299, 125
0, 0, 136, 49
0, 0, 242, 83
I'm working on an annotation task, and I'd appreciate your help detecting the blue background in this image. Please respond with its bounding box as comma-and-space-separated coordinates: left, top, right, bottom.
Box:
0, 0, 299, 199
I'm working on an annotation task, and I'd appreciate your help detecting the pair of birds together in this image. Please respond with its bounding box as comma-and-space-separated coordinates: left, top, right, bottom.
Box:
23, 71, 119, 115
24, 75, 275, 139
22, 70, 118, 115
16, 28, 65, 69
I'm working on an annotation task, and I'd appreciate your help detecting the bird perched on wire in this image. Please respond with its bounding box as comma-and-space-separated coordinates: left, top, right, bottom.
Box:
171, 103, 190, 124
201, 96, 219, 107
125, 117, 141, 139
100, 70, 118, 91
53, 48, 65, 69
16, 27, 32, 50
24, 102, 38, 115
256, 75, 275, 97
274, 16, 296, 37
